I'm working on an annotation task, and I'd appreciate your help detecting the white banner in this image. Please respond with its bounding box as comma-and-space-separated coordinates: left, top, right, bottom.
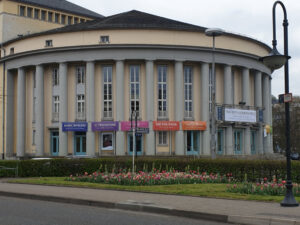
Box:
224, 108, 256, 123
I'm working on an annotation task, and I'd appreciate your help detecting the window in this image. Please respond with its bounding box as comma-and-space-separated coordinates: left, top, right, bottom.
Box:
184, 66, 193, 118
55, 13, 59, 23
53, 96, 59, 121
76, 94, 85, 120
76, 67, 85, 84
61, 15, 66, 24
158, 131, 168, 145
80, 18, 85, 23
103, 66, 113, 118
45, 40, 53, 47
158, 65, 167, 118
74, 17, 79, 24
48, 12, 53, 22
41, 10, 46, 20
20, 6, 25, 16
32, 130, 36, 145
33, 96, 36, 122
33, 71, 36, 88
102, 133, 113, 150
34, 9, 39, 19
100, 36, 109, 43
186, 131, 199, 155
68, 16, 72, 25
27, 7, 32, 18
10, 48, 14, 55
232, 70, 235, 104
130, 65, 140, 117
52, 68, 59, 86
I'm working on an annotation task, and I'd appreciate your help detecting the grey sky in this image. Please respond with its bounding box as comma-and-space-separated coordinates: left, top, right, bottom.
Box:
69, 0, 300, 97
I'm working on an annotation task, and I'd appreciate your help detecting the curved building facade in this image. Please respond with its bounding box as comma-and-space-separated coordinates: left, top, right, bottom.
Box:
1, 10, 273, 158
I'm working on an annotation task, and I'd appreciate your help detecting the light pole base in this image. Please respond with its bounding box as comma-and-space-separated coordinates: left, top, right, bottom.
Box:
281, 184, 299, 207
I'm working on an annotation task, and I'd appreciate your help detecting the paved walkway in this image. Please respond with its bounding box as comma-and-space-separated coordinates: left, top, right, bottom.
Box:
0, 181, 299, 225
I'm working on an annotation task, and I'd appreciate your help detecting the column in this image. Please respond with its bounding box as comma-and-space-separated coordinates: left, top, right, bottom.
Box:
115, 60, 125, 156
242, 68, 251, 155
59, 63, 68, 156
262, 74, 272, 154
224, 65, 233, 155
16, 68, 25, 157
201, 63, 210, 155
255, 71, 263, 154
174, 61, 184, 155
86, 61, 95, 157
6, 70, 14, 157
35, 65, 44, 156
146, 60, 155, 155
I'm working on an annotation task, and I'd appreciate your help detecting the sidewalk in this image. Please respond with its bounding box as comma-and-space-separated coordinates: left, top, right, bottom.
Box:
0, 181, 299, 225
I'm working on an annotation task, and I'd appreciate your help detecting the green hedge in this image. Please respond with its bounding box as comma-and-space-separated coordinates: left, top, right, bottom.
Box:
0, 157, 299, 182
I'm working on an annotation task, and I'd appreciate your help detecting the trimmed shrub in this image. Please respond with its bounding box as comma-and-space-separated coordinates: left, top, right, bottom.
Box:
0, 157, 298, 182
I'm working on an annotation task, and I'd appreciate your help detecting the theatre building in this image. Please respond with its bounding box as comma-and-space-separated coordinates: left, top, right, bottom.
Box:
1, 10, 273, 158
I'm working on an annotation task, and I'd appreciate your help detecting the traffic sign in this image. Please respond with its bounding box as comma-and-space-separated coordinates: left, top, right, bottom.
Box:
136, 128, 149, 133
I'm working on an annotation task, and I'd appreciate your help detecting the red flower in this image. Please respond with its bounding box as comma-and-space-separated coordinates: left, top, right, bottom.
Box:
282, 180, 286, 184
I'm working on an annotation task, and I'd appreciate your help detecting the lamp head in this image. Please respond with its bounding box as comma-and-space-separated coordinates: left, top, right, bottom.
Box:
205, 28, 224, 37
259, 47, 290, 70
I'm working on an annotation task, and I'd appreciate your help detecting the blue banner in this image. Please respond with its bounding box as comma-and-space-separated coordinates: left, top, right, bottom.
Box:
62, 122, 88, 132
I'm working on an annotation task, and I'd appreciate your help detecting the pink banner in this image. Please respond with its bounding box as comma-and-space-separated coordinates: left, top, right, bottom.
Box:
121, 121, 149, 131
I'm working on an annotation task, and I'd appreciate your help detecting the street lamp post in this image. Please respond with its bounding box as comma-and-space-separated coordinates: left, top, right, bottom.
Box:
260, 1, 298, 207
205, 28, 224, 159
130, 110, 137, 172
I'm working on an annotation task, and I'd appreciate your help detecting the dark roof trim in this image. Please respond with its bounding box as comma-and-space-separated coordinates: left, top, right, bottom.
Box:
10, 0, 104, 19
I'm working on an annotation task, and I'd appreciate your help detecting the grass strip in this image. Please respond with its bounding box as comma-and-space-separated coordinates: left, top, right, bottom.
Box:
8, 177, 298, 203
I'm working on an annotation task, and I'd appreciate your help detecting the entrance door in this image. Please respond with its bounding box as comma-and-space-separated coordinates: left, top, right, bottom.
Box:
217, 130, 223, 155
128, 133, 143, 155
51, 131, 59, 156
74, 132, 86, 155
186, 131, 200, 155
234, 130, 242, 155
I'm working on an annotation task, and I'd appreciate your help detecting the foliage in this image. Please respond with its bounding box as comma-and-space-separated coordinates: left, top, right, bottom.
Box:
227, 176, 300, 196
66, 170, 233, 186
0, 157, 299, 183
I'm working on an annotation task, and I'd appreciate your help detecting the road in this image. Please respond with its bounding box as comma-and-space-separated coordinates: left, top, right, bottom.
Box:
0, 196, 232, 225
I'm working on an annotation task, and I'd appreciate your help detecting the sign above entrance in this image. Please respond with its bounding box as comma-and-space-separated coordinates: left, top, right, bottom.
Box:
182, 121, 207, 130
224, 108, 256, 123
62, 122, 88, 132
153, 121, 180, 131
121, 121, 149, 131
92, 121, 119, 131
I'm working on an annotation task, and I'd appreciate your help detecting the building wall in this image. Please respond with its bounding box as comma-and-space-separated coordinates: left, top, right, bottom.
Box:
4, 29, 270, 57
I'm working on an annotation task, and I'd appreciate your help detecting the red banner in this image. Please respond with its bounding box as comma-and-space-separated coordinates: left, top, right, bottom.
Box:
182, 121, 207, 130
153, 121, 180, 131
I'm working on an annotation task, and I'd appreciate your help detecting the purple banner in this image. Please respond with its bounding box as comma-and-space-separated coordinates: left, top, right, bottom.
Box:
62, 122, 88, 132
92, 121, 119, 131
121, 121, 149, 131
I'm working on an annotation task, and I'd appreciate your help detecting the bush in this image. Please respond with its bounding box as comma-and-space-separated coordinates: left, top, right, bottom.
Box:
0, 157, 299, 182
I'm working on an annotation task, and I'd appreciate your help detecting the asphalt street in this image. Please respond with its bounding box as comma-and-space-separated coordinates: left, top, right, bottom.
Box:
0, 196, 232, 225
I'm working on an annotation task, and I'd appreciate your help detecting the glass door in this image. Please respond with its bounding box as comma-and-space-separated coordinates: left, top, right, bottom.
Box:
234, 130, 242, 155
128, 133, 143, 155
74, 132, 86, 155
186, 131, 200, 155
50, 131, 59, 156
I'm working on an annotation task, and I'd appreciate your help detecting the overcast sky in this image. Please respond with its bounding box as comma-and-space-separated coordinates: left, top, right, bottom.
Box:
69, 0, 300, 97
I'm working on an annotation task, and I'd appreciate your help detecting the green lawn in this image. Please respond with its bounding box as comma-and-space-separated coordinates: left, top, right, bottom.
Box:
8, 177, 296, 203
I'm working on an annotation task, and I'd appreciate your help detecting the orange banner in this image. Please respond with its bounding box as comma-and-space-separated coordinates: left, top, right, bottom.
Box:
182, 121, 207, 130
153, 121, 180, 131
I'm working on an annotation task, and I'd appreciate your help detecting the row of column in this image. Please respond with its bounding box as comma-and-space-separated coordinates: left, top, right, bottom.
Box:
11, 61, 272, 157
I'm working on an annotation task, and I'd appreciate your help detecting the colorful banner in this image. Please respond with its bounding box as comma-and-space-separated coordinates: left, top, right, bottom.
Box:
182, 121, 207, 130
121, 121, 149, 131
153, 121, 180, 131
92, 121, 119, 131
62, 122, 88, 132
224, 108, 257, 123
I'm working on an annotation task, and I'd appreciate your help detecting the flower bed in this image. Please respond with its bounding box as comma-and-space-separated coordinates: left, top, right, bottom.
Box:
227, 177, 300, 196
66, 170, 234, 186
